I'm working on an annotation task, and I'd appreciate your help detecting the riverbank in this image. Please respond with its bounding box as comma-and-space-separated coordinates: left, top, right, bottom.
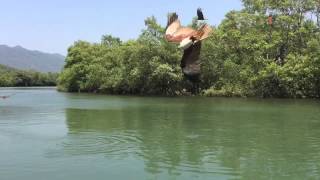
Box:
0, 64, 59, 87
55, 87, 320, 99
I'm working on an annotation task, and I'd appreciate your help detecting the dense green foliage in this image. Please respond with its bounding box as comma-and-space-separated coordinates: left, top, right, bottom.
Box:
0, 64, 58, 87
58, 0, 320, 98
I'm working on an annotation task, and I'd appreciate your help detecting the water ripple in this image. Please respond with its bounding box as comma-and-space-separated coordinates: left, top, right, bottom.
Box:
62, 130, 143, 157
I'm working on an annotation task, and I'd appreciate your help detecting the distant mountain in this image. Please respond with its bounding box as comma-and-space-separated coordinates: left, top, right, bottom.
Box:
0, 45, 65, 72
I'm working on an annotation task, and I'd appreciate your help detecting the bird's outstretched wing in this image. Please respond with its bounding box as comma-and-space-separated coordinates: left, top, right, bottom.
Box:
197, 8, 205, 20
180, 41, 202, 81
165, 13, 197, 43
165, 13, 181, 36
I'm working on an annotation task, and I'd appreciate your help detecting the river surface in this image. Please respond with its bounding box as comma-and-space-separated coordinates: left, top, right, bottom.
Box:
0, 87, 320, 180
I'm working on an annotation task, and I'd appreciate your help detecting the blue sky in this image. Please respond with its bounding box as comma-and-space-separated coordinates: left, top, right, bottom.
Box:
0, 0, 242, 55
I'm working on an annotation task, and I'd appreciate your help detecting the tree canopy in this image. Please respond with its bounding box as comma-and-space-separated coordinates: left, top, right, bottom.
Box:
0, 64, 58, 87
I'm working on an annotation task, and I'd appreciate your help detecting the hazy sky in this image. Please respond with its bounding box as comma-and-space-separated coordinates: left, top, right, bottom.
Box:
0, 0, 242, 55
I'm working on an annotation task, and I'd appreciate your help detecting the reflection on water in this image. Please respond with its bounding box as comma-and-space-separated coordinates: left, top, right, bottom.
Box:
64, 98, 320, 179
1, 88, 320, 180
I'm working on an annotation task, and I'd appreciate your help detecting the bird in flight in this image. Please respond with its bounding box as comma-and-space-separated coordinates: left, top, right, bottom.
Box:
164, 8, 212, 84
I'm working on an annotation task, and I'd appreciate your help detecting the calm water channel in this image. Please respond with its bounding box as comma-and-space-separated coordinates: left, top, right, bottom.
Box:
0, 87, 320, 180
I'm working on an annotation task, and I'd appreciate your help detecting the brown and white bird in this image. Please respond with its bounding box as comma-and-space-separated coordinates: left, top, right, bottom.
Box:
165, 8, 212, 83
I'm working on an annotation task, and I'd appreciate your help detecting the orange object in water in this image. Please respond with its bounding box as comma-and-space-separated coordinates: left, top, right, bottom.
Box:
268, 15, 273, 25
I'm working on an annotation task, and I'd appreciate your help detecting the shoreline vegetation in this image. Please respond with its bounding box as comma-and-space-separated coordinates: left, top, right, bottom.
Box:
57, 1, 320, 98
0, 64, 58, 87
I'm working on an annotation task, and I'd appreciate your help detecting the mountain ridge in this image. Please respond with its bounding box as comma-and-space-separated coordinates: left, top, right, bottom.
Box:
0, 45, 65, 72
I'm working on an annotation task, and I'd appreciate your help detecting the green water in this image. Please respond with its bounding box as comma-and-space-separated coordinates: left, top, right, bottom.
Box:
0, 88, 320, 180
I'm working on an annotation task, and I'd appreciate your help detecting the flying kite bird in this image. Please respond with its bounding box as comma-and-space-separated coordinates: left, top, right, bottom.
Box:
165, 8, 212, 85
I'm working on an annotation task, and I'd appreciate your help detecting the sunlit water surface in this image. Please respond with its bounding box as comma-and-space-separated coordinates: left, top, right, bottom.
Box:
1, 87, 320, 180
